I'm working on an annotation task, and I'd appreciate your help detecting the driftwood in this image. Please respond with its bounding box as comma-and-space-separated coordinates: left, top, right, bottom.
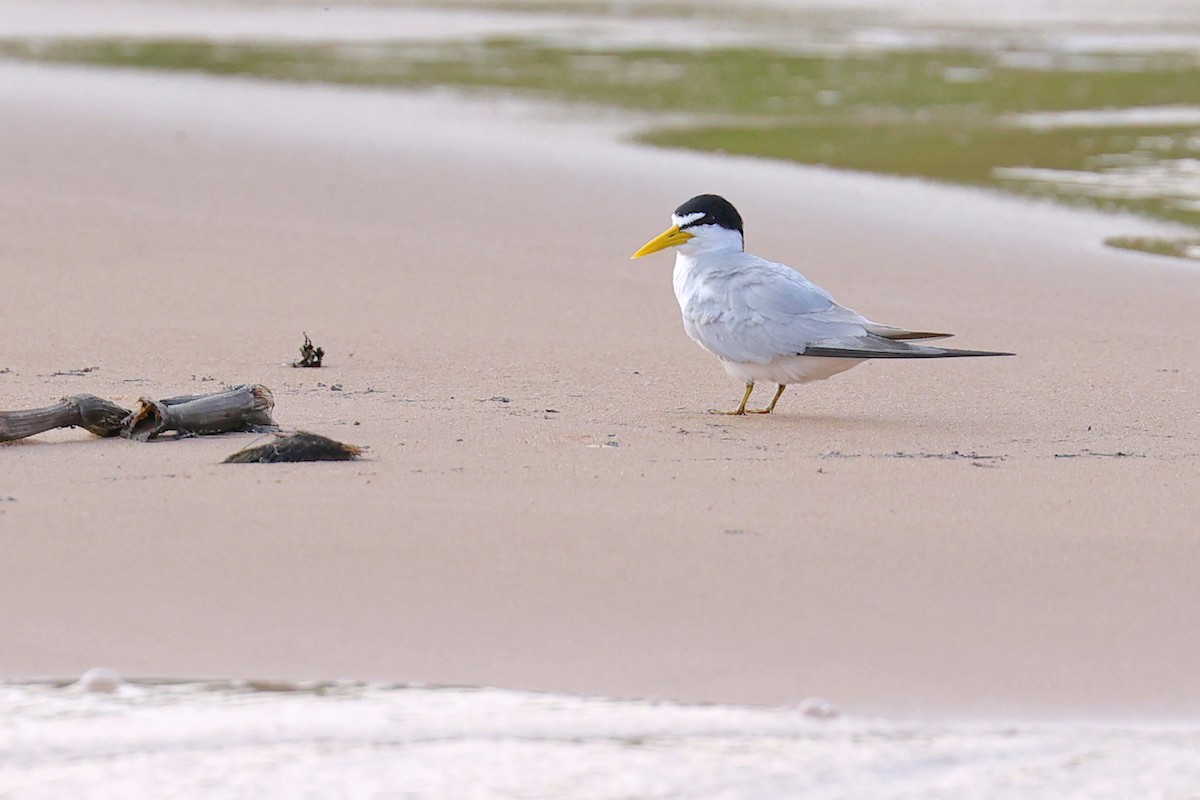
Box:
0, 387, 364, 465
0, 394, 131, 443
123, 384, 277, 442
223, 431, 364, 463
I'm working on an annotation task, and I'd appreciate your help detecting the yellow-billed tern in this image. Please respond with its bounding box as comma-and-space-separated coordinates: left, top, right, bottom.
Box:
632, 194, 1013, 415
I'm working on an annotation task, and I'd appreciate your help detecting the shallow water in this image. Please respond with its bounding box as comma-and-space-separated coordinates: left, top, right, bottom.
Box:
4, 681, 1200, 799
4, 0, 1200, 52
7, 0, 1200, 240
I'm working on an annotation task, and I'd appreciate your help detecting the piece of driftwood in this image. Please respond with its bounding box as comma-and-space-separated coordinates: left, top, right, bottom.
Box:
223, 431, 364, 463
292, 333, 324, 368
124, 384, 277, 442
0, 394, 131, 443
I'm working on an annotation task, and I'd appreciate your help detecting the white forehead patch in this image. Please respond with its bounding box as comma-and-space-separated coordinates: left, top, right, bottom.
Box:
672, 211, 705, 227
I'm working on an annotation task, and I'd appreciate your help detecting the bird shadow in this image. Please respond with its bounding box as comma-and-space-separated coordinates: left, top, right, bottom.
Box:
684, 409, 926, 433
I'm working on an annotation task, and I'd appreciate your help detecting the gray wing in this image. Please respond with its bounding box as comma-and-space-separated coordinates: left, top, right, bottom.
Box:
680, 255, 861, 363
681, 256, 944, 363
681, 255, 1004, 362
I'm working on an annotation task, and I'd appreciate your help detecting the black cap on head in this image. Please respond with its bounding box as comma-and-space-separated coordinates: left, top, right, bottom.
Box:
674, 194, 744, 236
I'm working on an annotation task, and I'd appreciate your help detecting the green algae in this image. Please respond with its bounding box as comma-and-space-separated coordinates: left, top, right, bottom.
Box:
1106, 237, 1200, 260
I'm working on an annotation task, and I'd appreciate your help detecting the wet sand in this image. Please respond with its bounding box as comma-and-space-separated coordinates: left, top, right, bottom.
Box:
1, 62, 1198, 720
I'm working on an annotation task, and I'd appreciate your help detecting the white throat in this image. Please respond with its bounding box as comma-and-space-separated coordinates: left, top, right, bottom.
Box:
672, 228, 744, 310
675, 223, 744, 257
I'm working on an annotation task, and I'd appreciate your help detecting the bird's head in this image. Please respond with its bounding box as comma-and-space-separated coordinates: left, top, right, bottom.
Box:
631, 194, 745, 259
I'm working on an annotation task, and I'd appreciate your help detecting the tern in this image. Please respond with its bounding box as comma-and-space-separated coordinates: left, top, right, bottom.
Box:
631, 194, 1012, 415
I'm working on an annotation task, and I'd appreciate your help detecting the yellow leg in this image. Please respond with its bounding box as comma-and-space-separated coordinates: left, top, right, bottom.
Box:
747, 384, 786, 414
710, 382, 754, 415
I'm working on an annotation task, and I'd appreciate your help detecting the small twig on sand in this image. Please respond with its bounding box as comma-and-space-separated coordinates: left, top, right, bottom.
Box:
47, 366, 99, 377
223, 431, 365, 463
0, 395, 131, 443
123, 384, 278, 442
292, 333, 324, 368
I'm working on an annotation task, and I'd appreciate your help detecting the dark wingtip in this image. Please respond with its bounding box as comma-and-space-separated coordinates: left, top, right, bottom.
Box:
937, 349, 1016, 357
803, 345, 1015, 359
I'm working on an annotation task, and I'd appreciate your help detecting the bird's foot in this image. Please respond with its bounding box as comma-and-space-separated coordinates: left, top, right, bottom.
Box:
707, 384, 755, 416
746, 386, 787, 415
708, 408, 747, 416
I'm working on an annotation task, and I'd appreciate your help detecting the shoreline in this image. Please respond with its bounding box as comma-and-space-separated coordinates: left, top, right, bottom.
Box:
2, 61, 1199, 720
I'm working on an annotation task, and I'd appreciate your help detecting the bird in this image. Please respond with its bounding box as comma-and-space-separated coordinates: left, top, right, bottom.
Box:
630, 194, 1013, 415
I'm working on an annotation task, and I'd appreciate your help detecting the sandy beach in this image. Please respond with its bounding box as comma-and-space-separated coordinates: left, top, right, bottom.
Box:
2, 52, 1199, 725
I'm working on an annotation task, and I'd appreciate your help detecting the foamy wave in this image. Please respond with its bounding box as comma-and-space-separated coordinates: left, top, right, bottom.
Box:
3, 681, 1200, 799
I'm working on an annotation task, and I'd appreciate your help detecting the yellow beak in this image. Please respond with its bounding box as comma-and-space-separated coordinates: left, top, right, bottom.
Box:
631, 225, 694, 259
